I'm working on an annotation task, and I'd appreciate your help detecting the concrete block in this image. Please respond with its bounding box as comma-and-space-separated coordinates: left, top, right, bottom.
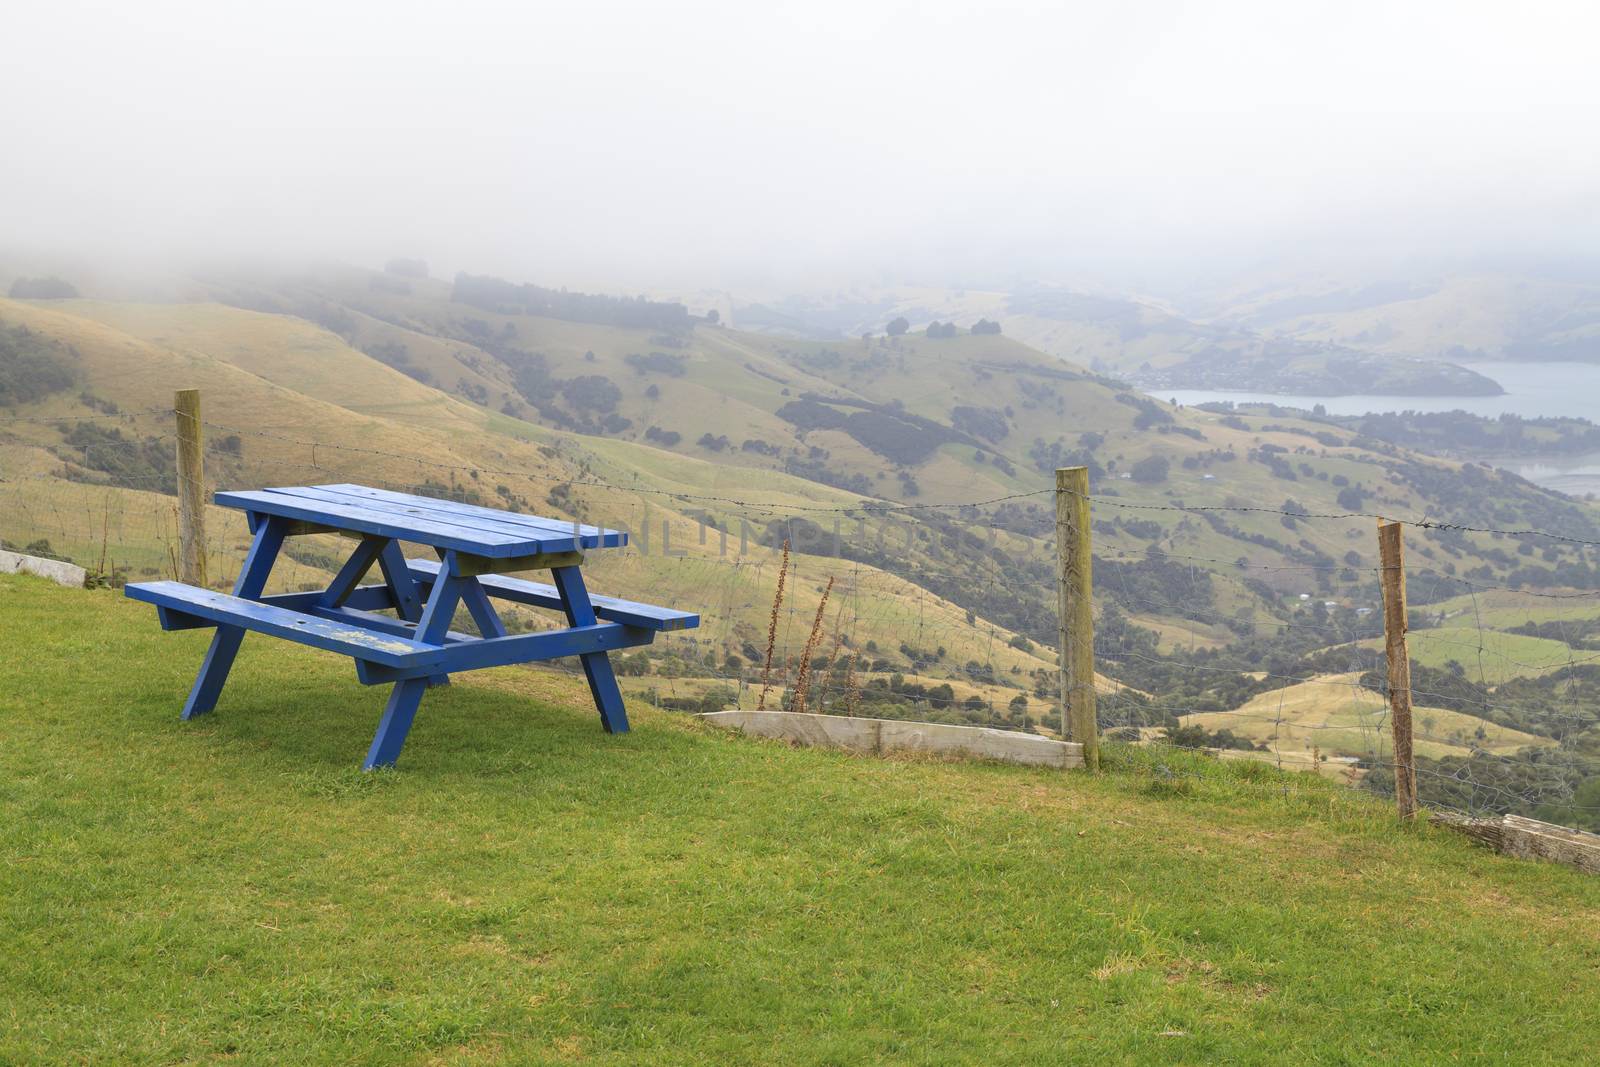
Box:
1432, 812, 1600, 874
700, 710, 1083, 769
0, 550, 87, 589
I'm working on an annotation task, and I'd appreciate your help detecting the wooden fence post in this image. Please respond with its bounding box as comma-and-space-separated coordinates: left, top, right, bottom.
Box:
1056, 467, 1099, 770
1378, 520, 1418, 819
175, 388, 206, 588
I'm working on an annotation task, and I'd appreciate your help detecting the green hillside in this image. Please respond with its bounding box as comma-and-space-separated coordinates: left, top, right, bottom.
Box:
0, 295, 1069, 731
4, 573, 1600, 1064
186, 266, 1600, 652
6, 271, 1600, 799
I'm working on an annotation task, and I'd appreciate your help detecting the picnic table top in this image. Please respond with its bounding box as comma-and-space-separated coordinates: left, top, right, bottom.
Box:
212, 483, 627, 558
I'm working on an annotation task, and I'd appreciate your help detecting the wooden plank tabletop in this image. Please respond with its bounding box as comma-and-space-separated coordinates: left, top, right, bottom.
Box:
213, 484, 628, 558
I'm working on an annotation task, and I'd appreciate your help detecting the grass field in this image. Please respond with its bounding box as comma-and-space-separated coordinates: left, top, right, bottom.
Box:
1350, 627, 1585, 684
1182, 672, 1556, 768
5, 573, 1600, 1064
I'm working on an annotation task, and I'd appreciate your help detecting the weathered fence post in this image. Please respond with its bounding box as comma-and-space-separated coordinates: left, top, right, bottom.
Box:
1056, 467, 1099, 770
174, 388, 206, 588
1378, 520, 1418, 819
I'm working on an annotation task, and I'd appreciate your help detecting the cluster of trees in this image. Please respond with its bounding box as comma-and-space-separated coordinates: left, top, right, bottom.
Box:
624, 351, 687, 377
697, 433, 731, 452
1114, 392, 1175, 431
58, 423, 175, 494
452, 273, 692, 330
776, 396, 979, 466
0, 323, 74, 405
949, 405, 1009, 443
1162, 723, 1262, 752
7, 277, 78, 299
507, 353, 630, 435
880, 317, 1002, 338
1363, 747, 1600, 831
644, 425, 681, 446
1128, 455, 1169, 483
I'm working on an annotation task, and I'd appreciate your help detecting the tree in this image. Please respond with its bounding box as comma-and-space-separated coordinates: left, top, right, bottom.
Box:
558, 375, 621, 413
1129, 455, 1170, 483
704, 308, 720, 325
971, 318, 1001, 335
8, 277, 78, 299
886, 316, 909, 337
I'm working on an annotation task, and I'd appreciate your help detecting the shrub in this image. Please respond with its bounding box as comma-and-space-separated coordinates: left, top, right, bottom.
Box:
559, 375, 621, 413
1129, 455, 1169, 483
8, 277, 78, 299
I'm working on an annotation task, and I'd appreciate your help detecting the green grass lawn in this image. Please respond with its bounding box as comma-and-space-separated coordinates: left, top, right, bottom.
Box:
3, 573, 1599, 1065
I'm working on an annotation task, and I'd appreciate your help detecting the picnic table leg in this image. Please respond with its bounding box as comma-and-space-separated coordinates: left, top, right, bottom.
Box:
379, 540, 450, 688
431, 546, 508, 639
320, 535, 385, 607
181, 514, 287, 720
364, 557, 466, 770
550, 565, 630, 734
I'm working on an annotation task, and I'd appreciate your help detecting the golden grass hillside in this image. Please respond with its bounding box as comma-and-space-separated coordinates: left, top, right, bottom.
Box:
1182, 671, 1555, 767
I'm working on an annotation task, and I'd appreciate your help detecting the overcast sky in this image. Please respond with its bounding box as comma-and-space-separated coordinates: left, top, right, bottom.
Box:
4, 0, 1597, 293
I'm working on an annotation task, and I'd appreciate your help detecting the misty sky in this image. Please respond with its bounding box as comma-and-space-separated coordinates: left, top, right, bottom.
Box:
4, 1, 1598, 292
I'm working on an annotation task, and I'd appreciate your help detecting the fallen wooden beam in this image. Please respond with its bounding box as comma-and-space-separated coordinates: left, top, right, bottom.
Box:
700, 710, 1083, 769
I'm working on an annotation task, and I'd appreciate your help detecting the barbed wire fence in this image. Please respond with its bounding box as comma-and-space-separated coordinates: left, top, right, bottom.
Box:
3, 398, 1599, 833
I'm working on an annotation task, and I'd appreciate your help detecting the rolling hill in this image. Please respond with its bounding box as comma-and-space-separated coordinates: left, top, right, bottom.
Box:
711, 282, 1503, 395
5, 263, 1599, 768
1190, 272, 1600, 364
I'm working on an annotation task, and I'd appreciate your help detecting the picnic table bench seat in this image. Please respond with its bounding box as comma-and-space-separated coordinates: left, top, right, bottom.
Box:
405, 558, 697, 632
126, 580, 445, 668
124, 483, 698, 770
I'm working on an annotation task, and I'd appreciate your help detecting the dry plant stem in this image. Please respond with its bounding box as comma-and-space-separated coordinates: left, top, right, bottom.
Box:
823, 600, 848, 713
757, 539, 790, 710
842, 651, 861, 717
790, 576, 835, 714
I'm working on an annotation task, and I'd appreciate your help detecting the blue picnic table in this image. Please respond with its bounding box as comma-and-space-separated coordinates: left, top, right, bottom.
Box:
124, 484, 698, 769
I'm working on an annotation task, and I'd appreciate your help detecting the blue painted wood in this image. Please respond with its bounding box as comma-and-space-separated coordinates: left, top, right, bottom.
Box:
382, 540, 451, 686
269, 485, 623, 551
459, 576, 508, 639
263, 585, 394, 614
155, 603, 213, 631
315, 484, 627, 548
550, 564, 630, 733
362, 554, 468, 769
406, 558, 698, 631
177, 514, 287, 719
359, 622, 654, 683
174, 586, 399, 622
365, 679, 428, 770
295, 601, 478, 646
212, 490, 555, 557
321, 535, 385, 607
129, 487, 689, 769
126, 581, 445, 668
377, 540, 425, 621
